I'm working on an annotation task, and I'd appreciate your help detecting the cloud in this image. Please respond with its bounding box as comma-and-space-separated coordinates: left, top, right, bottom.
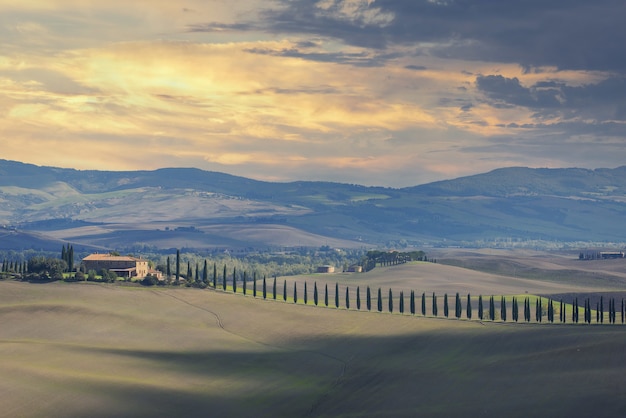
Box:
261, 0, 626, 71
476, 74, 626, 121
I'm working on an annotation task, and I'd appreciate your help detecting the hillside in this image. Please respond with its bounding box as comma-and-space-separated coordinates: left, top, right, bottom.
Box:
2, 159, 626, 251
2, 281, 626, 417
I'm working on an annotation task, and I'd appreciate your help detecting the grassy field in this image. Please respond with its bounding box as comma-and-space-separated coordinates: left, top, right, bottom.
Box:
2, 264, 626, 417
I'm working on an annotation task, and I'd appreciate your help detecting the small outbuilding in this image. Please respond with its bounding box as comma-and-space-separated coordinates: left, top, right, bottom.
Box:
317, 265, 335, 273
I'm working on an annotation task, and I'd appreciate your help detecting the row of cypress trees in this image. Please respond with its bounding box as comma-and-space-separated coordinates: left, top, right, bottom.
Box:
202, 267, 625, 325
162, 252, 624, 325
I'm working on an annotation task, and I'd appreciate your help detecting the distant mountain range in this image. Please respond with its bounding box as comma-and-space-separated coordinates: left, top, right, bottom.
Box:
1, 159, 626, 252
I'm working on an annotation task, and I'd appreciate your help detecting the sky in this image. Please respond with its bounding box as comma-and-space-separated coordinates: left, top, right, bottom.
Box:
1, 0, 625, 187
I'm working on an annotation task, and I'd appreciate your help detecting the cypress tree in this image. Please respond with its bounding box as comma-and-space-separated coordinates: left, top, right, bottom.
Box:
176, 250, 180, 284
304, 282, 308, 305
478, 295, 483, 320
388, 288, 393, 313
263, 276, 267, 299
512, 297, 518, 322
314, 282, 319, 305
600, 296, 604, 323
233, 267, 237, 293
356, 286, 361, 310
335, 283, 339, 308
366, 286, 371, 311
410, 290, 415, 315
443, 293, 449, 317
273, 276, 277, 300
489, 296, 495, 321
293, 282, 298, 304
523, 298, 528, 322
243, 271, 247, 295
501, 296, 507, 322
68, 245, 74, 272
325, 284, 329, 306
283, 280, 287, 302
573, 297, 578, 323
213, 263, 217, 288
377, 288, 383, 312
223, 265, 227, 290
399, 291, 404, 314
432, 293, 438, 317
622, 299, 624, 324
203, 260, 208, 285
253, 272, 257, 297
421, 292, 426, 316
345, 286, 350, 310
195, 263, 200, 283
466, 293, 472, 319
455, 292, 461, 319
547, 299, 552, 322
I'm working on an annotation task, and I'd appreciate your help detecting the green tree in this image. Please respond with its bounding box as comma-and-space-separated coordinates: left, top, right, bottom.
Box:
253, 272, 257, 297
410, 290, 415, 315
243, 271, 247, 295
176, 250, 180, 284
388, 288, 393, 313
223, 265, 227, 290
399, 291, 404, 314
478, 295, 483, 320
466, 293, 472, 319
501, 296, 507, 322
303, 281, 308, 305
489, 296, 495, 321
345, 286, 350, 310
536, 298, 542, 322
283, 279, 287, 301
213, 262, 217, 288
432, 292, 438, 317
324, 284, 329, 306
166, 256, 171, 279
422, 292, 426, 316
314, 282, 318, 305
335, 283, 339, 308
377, 288, 383, 312
356, 286, 361, 310
443, 293, 449, 317
455, 292, 461, 319
232, 267, 237, 293
293, 282, 298, 304
203, 260, 208, 285
366, 286, 371, 311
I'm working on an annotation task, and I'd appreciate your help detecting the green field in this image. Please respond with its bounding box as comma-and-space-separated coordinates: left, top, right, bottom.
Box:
2, 257, 626, 418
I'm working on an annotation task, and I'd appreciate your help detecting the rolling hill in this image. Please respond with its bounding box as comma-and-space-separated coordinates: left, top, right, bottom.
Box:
2, 280, 626, 417
2, 159, 626, 251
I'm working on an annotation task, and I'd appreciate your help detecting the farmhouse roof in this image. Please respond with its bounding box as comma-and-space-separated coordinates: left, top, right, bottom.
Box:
82, 253, 144, 262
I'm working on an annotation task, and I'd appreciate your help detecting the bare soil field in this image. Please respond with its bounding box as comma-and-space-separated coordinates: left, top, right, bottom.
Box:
2, 277, 626, 417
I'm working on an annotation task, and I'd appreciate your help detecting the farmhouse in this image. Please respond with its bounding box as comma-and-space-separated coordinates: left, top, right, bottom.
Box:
317, 265, 335, 273
81, 253, 159, 279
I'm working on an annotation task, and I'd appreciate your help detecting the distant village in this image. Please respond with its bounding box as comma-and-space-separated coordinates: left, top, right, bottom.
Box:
579, 251, 625, 260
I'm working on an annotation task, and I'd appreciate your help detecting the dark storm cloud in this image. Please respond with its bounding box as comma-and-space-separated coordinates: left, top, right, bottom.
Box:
261, 0, 626, 72
476, 74, 626, 120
